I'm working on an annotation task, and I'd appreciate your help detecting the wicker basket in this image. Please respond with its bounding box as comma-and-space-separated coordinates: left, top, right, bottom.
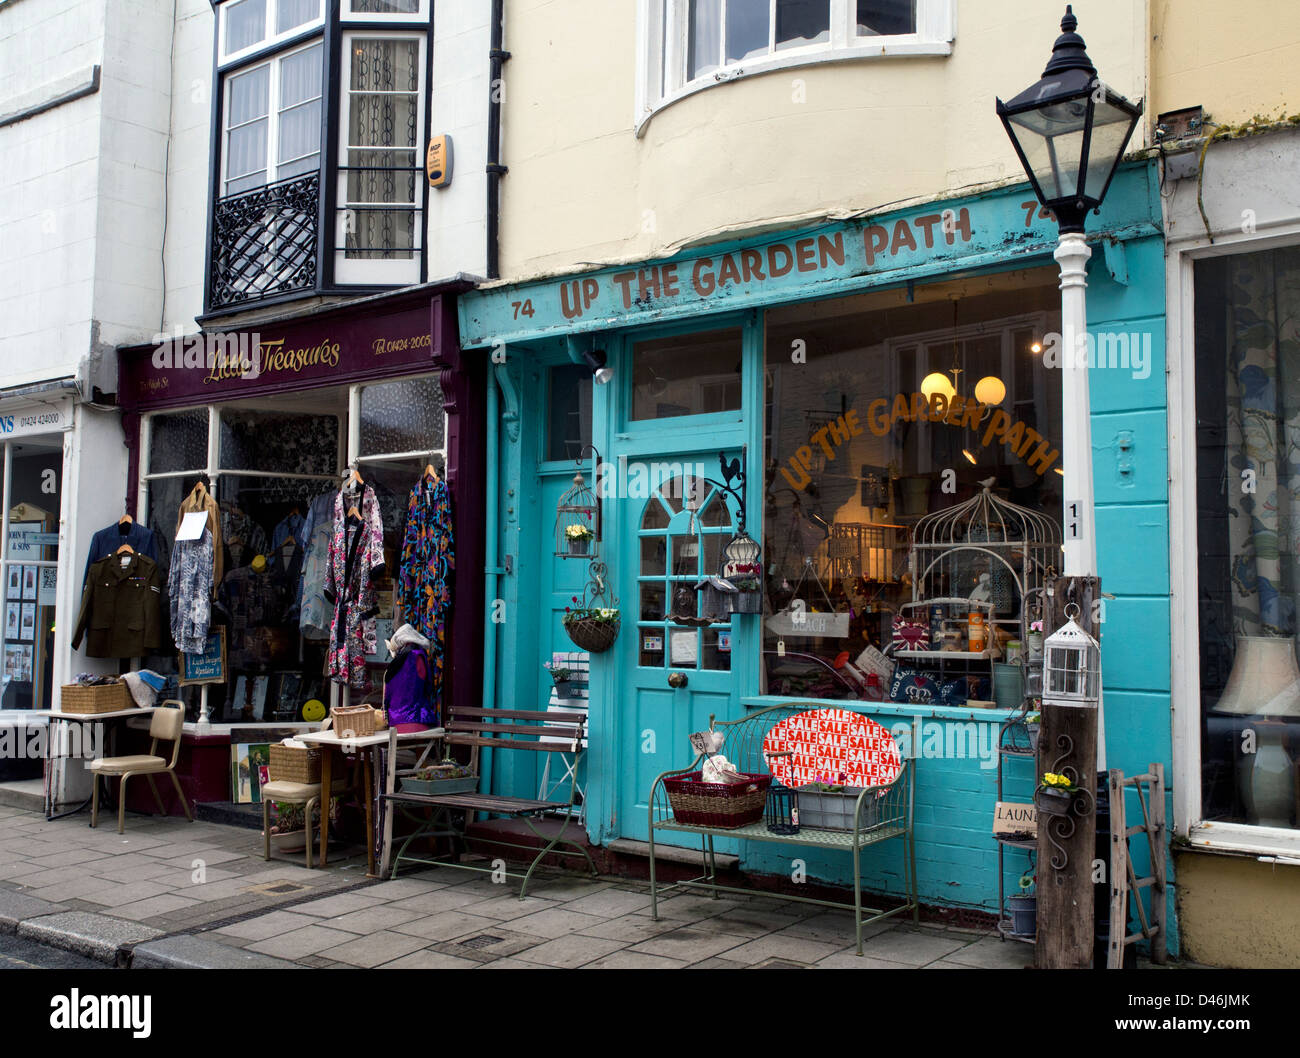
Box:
663, 772, 771, 829
59, 682, 133, 714
268, 743, 321, 784
563, 614, 620, 653
330, 704, 379, 737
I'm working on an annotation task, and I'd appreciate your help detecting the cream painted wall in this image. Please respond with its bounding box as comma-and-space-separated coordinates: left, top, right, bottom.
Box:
1175, 851, 1300, 969
496, 0, 1149, 281
1151, 0, 1300, 127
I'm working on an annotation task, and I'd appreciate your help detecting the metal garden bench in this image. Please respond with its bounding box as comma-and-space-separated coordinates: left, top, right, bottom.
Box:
379, 705, 597, 897
648, 703, 919, 955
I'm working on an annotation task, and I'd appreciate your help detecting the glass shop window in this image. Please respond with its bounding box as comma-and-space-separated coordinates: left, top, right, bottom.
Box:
1, 439, 63, 711
1195, 247, 1300, 832
547, 364, 593, 463
631, 327, 743, 421
761, 270, 1063, 701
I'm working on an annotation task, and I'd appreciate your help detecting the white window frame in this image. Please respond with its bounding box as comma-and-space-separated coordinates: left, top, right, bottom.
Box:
341, 0, 431, 23
218, 0, 325, 69
1168, 220, 1300, 861
221, 38, 325, 197
334, 30, 427, 286
635, 0, 954, 136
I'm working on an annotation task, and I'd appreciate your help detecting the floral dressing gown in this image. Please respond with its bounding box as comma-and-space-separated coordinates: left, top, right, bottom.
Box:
324, 485, 386, 691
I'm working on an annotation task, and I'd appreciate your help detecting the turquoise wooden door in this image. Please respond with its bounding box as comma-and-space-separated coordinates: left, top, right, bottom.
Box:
616, 458, 744, 844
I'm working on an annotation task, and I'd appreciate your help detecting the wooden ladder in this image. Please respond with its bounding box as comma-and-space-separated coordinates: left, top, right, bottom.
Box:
1106, 763, 1168, 968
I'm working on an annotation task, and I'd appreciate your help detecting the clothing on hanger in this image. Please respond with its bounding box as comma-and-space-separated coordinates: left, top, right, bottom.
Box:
83, 520, 161, 587
177, 482, 223, 587
324, 484, 385, 691
72, 551, 166, 658
169, 527, 214, 654
396, 474, 454, 713
271, 510, 305, 552
298, 490, 338, 641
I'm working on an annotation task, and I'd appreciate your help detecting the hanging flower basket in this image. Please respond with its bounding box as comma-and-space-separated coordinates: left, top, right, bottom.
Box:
730, 589, 763, 614
563, 608, 621, 653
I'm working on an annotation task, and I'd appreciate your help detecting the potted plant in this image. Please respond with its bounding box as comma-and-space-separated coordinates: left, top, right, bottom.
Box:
268, 801, 308, 853
1026, 619, 1044, 663
1006, 871, 1036, 937
726, 563, 764, 614
1035, 771, 1079, 816
562, 600, 621, 653
1024, 708, 1041, 752
564, 522, 594, 555
796, 773, 880, 831
400, 758, 478, 796
544, 661, 575, 698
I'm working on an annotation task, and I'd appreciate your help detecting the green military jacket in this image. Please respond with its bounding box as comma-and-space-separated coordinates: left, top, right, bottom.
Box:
72, 552, 166, 658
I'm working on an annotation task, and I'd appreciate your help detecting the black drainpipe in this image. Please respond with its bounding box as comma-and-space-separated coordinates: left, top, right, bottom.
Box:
487, 0, 509, 280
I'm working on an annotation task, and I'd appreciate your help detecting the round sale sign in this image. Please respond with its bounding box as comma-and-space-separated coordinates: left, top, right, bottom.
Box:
762, 708, 902, 789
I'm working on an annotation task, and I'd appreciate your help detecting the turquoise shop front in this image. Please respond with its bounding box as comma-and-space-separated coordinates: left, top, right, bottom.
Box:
458, 160, 1173, 934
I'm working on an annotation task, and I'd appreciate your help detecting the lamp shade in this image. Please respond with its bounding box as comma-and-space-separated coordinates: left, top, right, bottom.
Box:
995, 6, 1142, 233
1214, 636, 1300, 717
974, 376, 1006, 406
921, 372, 956, 401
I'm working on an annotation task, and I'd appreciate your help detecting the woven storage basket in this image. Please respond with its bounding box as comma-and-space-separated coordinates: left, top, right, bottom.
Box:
663, 772, 771, 829
330, 704, 378, 737
60, 682, 133, 714
268, 743, 321, 784
562, 614, 620, 653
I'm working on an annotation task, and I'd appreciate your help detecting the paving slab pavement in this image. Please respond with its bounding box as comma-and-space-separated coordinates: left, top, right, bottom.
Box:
0, 803, 1182, 970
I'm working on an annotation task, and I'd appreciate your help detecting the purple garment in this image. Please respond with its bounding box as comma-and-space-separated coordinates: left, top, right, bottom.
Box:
384, 644, 439, 727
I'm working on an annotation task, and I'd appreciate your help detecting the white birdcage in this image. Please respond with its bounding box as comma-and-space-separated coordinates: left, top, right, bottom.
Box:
1043, 606, 1100, 708
910, 484, 1060, 625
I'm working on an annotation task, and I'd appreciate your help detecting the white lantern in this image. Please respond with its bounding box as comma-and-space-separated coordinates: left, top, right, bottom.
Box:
1043, 605, 1100, 708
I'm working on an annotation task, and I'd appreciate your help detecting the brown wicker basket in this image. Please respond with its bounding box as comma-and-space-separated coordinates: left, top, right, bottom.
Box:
663, 772, 771, 829
268, 743, 321, 784
563, 613, 620, 653
330, 704, 378, 737
59, 682, 133, 714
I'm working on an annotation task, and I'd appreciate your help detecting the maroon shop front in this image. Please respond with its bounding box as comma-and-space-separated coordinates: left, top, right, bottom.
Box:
113, 287, 483, 811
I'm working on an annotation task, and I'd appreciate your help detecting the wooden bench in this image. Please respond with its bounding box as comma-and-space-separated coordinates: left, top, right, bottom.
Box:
379, 705, 597, 897
648, 703, 919, 955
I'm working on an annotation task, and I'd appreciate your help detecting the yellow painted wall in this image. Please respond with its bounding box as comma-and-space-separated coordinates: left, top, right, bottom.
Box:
498, 0, 1148, 282
1151, 0, 1300, 127
1175, 851, 1300, 969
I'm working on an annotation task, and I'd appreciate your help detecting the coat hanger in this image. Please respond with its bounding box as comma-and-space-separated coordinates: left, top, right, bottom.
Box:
118, 513, 133, 526
116, 542, 135, 555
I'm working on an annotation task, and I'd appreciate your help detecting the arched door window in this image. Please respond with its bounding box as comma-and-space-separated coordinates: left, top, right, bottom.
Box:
636, 474, 734, 671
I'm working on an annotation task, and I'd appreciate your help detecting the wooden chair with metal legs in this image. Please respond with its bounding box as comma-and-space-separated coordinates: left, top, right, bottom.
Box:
89, 702, 193, 834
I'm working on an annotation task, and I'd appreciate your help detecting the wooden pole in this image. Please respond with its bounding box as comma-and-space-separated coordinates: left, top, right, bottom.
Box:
1035, 574, 1100, 970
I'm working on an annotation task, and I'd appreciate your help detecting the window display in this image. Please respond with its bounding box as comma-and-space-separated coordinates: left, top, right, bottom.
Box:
1195, 246, 1300, 830
138, 375, 448, 726
762, 268, 1064, 701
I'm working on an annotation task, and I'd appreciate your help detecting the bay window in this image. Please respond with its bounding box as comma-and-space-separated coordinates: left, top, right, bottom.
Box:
639, 0, 951, 130
209, 0, 429, 312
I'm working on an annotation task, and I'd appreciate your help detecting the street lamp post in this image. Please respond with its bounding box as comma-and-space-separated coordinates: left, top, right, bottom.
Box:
997, 4, 1142, 576
996, 5, 1142, 969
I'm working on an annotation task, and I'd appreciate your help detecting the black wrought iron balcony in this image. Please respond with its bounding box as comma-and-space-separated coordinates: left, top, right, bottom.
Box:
209, 172, 320, 310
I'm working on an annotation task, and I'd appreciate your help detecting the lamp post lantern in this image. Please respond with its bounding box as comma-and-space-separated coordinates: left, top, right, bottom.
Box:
996, 4, 1142, 578
996, 5, 1142, 969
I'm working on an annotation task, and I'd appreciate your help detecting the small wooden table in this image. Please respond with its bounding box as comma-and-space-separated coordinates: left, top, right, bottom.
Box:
298, 727, 443, 876
35, 708, 146, 821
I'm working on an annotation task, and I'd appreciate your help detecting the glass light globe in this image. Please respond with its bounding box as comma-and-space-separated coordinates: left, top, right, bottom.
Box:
974, 376, 1006, 405
921, 372, 956, 401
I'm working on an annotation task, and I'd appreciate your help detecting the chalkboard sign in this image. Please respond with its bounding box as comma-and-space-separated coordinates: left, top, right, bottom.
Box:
179, 628, 227, 686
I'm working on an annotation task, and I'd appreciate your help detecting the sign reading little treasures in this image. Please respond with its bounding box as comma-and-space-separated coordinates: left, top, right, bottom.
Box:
118, 303, 435, 410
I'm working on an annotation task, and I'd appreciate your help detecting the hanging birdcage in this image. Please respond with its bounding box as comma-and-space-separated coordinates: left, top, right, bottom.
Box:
909, 484, 1059, 644
554, 462, 600, 560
